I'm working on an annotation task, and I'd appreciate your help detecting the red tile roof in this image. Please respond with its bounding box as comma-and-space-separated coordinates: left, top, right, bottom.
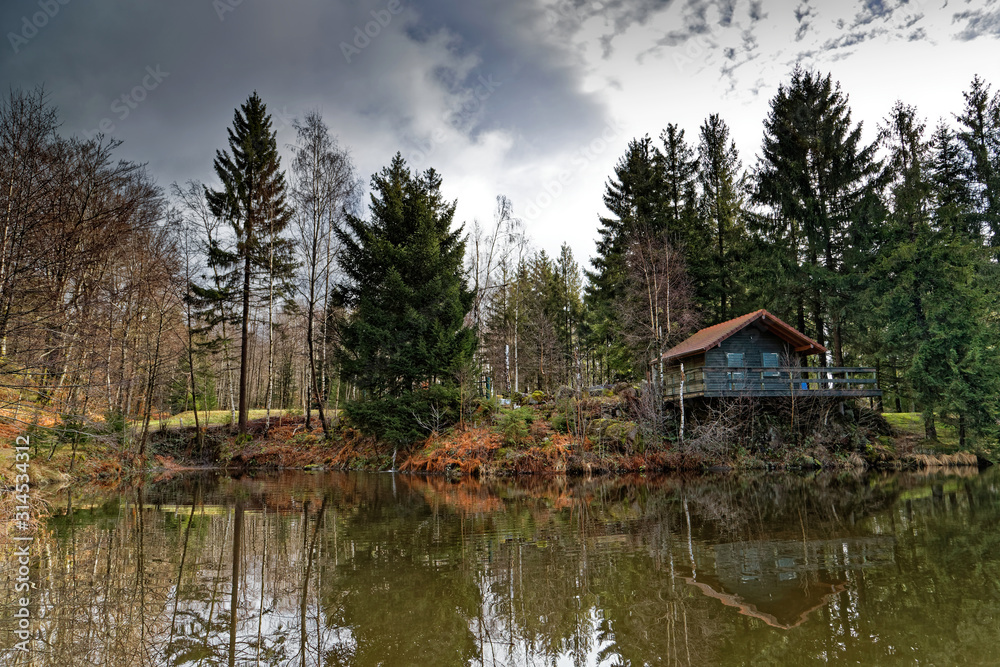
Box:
662, 309, 826, 362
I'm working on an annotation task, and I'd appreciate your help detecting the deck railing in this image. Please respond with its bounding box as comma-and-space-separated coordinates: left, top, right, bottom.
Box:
663, 366, 880, 398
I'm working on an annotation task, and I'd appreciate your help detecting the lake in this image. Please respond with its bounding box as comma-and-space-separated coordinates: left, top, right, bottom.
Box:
3, 467, 999, 666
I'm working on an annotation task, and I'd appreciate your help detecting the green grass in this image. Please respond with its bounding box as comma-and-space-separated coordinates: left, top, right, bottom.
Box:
883, 412, 960, 450
143, 409, 289, 432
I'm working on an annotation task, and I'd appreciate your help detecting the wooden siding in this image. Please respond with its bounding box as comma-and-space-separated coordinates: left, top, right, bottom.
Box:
705, 325, 799, 368
663, 322, 880, 399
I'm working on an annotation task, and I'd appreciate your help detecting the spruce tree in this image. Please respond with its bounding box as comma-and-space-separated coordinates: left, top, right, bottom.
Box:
554, 243, 584, 386
753, 68, 880, 364
697, 113, 746, 323
930, 122, 977, 240
956, 76, 1000, 250
335, 154, 475, 446
585, 136, 663, 380
875, 101, 1000, 441
205, 92, 294, 435
658, 124, 707, 305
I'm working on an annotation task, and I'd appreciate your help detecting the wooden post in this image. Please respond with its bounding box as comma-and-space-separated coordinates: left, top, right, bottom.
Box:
679, 362, 685, 441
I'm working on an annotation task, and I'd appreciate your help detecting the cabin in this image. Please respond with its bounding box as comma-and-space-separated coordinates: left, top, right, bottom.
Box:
662, 310, 881, 399
684, 536, 894, 629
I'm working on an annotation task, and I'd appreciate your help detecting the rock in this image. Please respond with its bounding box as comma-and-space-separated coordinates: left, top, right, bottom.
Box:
587, 418, 639, 450
794, 455, 822, 469
555, 385, 577, 400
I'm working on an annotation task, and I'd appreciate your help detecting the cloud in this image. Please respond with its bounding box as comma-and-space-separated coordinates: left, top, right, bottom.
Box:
4, 0, 1000, 265
718, 0, 738, 27
795, 2, 815, 41
953, 7, 1000, 40
851, 0, 893, 27
821, 27, 888, 50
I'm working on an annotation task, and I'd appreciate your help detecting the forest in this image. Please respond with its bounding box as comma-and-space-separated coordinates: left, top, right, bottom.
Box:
1, 66, 999, 461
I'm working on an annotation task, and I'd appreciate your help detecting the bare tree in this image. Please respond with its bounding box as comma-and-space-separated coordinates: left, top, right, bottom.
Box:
474, 196, 529, 395
618, 233, 700, 384
173, 180, 238, 425
290, 111, 360, 435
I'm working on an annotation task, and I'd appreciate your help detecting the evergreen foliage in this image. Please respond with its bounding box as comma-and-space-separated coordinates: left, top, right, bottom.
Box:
204, 92, 295, 434
335, 154, 475, 446
697, 113, 747, 323
752, 67, 881, 365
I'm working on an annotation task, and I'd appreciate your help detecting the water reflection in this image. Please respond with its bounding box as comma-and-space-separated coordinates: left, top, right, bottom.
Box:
3, 468, 1000, 665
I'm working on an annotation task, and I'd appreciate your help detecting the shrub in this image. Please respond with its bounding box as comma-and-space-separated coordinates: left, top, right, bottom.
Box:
551, 412, 569, 434
497, 406, 533, 446
344, 384, 461, 446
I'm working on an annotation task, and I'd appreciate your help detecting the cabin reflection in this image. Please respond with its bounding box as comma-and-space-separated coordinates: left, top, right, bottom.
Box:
684, 537, 895, 629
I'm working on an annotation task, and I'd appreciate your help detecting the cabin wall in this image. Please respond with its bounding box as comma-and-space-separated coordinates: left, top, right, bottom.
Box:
663, 320, 880, 398
705, 326, 796, 367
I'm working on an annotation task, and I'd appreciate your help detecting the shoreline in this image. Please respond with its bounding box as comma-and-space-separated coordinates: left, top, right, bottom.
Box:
3, 419, 990, 492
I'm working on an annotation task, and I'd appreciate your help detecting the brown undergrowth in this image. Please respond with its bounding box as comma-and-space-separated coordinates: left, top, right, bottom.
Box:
3, 397, 990, 488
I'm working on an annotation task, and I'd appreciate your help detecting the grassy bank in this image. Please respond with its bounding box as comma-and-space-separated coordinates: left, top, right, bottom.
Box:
2, 396, 992, 490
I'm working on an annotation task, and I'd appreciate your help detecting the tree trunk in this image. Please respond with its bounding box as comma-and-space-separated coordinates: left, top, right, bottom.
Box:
307, 320, 328, 435
265, 243, 274, 433
229, 501, 243, 667
238, 253, 252, 435
187, 322, 203, 454
924, 411, 938, 441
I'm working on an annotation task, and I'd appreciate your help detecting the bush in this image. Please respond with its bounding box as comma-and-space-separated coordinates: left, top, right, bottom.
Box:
551, 412, 569, 434
344, 385, 461, 446
101, 410, 128, 447
474, 395, 500, 422
497, 406, 533, 446
56, 414, 90, 446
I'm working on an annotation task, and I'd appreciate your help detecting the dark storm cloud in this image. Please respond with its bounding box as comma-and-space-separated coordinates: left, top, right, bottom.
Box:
0, 0, 611, 187
394, 0, 610, 156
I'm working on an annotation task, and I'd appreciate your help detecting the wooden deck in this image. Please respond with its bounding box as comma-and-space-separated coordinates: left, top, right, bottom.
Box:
663, 366, 882, 399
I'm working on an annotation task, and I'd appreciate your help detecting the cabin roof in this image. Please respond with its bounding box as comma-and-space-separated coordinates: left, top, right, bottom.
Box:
662, 309, 827, 362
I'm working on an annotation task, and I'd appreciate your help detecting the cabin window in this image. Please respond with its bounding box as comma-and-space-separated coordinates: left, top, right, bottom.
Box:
763, 353, 780, 377
726, 353, 744, 384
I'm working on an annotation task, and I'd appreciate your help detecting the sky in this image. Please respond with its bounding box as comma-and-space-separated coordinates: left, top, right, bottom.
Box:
2, 0, 1000, 267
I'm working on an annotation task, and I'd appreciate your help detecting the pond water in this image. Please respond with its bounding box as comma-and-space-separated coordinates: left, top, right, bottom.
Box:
3, 467, 1000, 666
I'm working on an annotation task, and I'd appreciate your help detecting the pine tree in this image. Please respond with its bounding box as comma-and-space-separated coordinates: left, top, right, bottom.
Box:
205, 92, 294, 435
553, 243, 584, 387
956, 76, 1000, 250
658, 124, 708, 306
585, 136, 663, 381
697, 113, 746, 323
522, 251, 560, 392
335, 154, 475, 446
876, 101, 1000, 441
925, 124, 972, 246
753, 68, 880, 364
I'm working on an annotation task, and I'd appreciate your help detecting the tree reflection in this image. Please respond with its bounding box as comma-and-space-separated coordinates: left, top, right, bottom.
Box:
3, 468, 1000, 665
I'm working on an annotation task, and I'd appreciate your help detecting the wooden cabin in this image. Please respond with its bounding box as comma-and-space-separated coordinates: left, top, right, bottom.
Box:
662, 310, 881, 399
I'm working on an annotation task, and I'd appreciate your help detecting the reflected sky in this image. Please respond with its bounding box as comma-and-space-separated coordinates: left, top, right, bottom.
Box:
2, 468, 999, 666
